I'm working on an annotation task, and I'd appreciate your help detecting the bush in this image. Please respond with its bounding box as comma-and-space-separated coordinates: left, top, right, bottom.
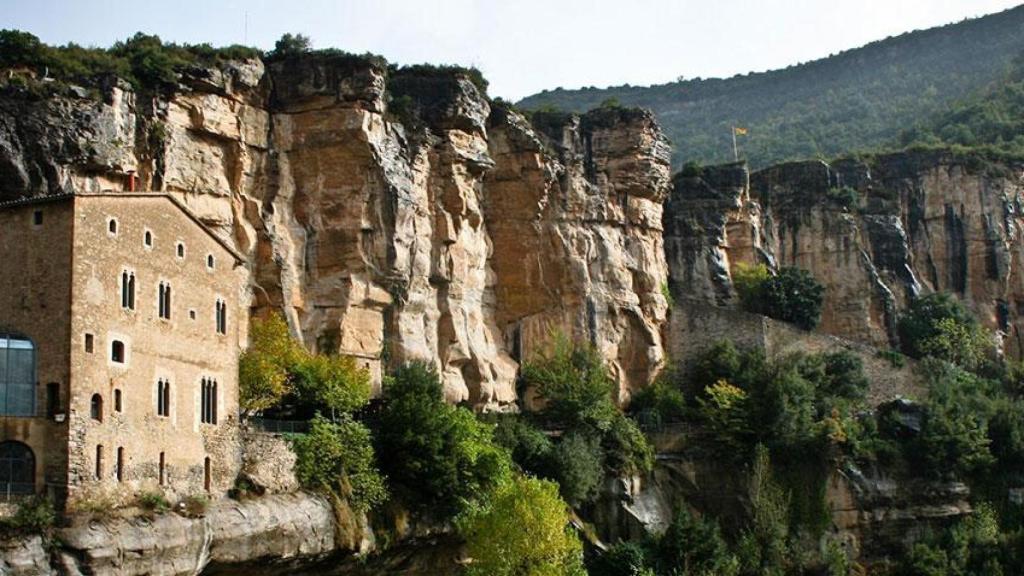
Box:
736, 446, 793, 576
376, 362, 511, 515
137, 491, 171, 514
178, 495, 209, 518
657, 508, 739, 576
588, 541, 655, 576
239, 313, 303, 415
732, 263, 771, 309
603, 414, 655, 475
270, 33, 312, 58
820, 350, 870, 401
547, 432, 605, 506
492, 415, 554, 475
522, 335, 618, 431
758, 267, 825, 330
698, 379, 753, 455
898, 293, 992, 370
459, 476, 586, 576
629, 373, 687, 426
1, 496, 55, 533
291, 414, 387, 512
292, 354, 372, 418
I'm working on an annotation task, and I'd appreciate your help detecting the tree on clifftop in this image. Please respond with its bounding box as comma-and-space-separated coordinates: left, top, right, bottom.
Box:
270, 33, 312, 58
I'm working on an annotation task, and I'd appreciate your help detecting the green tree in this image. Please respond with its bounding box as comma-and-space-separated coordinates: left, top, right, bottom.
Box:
290, 414, 387, 512
547, 431, 604, 506
737, 446, 792, 576
757, 267, 825, 330
292, 354, 372, 418
522, 335, 618, 431
658, 508, 739, 576
898, 293, 992, 370
0, 29, 45, 69
271, 33, 312, 58
376, 362, 512, 515
459, 476, 586, 576
238, 313, 303, 415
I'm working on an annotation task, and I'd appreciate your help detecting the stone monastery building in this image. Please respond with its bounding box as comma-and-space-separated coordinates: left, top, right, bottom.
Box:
0, 192, 246, 507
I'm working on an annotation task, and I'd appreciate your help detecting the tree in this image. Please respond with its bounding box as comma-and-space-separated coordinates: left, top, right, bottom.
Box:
459, 476, 586, 576
238, 313, 303, 414
375, 362, 512, 515
898, 293, 992, 370
0, 30, 45, 69
522, 335, 619, 431
290, 414, 387, 512
546, 432, 604, 506
658, 508, 739, 576
292, 354, 372, 418
758, 267, 825, 330
271, 33, 312, 58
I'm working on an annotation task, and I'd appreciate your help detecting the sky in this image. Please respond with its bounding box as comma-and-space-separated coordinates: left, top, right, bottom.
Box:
2, 0, 1022, 100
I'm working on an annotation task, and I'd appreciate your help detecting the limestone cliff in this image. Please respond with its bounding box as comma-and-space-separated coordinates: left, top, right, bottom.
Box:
0, 57, 670, 405
664, 152, 1024, 356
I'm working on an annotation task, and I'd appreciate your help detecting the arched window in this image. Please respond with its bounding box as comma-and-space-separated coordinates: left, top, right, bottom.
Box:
95, 445, 104, 480
176, 242, 185, 259
206, 254, 215, 270
90, 393, 103, 421
108, 218, 118, 235
159, 452, 166, 486
111, 340, 125, 364
114, 389, 123, 413
158, 283, 172, 320
204, 457, 211, 492
200, 378, 218, 425
0, 441, 35, 495
144, 230, 153, 248
121, 271, 135, 310
215, 300, 227, 335
1, 333, 36, 417
116, 447, 124, 482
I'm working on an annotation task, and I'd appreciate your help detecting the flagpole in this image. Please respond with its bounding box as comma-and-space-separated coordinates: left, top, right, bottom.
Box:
732, 127, 738, 162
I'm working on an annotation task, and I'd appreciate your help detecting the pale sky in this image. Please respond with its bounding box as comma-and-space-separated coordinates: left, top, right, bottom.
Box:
1, 0, 1021, 100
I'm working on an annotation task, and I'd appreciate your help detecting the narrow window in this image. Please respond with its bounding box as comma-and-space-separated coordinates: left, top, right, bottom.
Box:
189, 309, 196, 320
108, 218, 118, 235
84, 333, 94, 353
46, 383, 60, 417
95, 445, 104, 480
158, 283, 172, 320
121, 271, 135, 310
176, 242, 185, 259
115, 447, 124, 482
144, 230, 153, 248
215, 300, 227, 334
32, 210, 43, 226
207, 254, 215, 269
159, 452, 165, 486
204, 457, 211, 492
111, 340, 125, 363
157, 379, 170, 417
200, 378, 217, 425
114, 389, 123, 413
90, 394, 103, 421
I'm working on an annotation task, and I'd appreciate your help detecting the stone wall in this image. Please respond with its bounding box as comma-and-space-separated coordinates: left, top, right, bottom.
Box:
240, 428, 298, 494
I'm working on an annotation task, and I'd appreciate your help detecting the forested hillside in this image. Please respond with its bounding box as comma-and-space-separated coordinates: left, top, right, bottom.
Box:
517, 5, 1024, 168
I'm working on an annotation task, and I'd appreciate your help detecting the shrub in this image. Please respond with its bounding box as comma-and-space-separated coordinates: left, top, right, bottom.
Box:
898, 293, 992, 370
758, 267, 825, 330
588, 541, 655, 576
178, 495, 209, 518
736, 446, 793, 576
270, 33, 312, 58
492, 415, 554, 474
239, 313, 303, 415
459, 476, 586, 576
547, 432, 605, 506
137, 491, 171, 514
732, 263, 771, 309
290, 414, 386, 512
629, 373, 687, 425
292, 354, 372, 418
522, 335, 618, 431
698, 379, 753, 455
1, 496, 55, 533
376, 362, 511, 515
603, 414, 655, 475
657, 508, 739, 576
820, 350, 870, 401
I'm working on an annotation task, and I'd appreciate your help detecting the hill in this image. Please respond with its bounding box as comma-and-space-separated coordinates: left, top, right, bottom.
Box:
517, 5, 1024, 168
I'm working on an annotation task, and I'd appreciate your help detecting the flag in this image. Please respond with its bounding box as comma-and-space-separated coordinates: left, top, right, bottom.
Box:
734, 127, 748, 136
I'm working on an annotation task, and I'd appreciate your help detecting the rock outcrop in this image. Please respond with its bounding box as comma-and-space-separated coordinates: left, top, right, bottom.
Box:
664, 152, 1024, 356
0, 58, 672, 405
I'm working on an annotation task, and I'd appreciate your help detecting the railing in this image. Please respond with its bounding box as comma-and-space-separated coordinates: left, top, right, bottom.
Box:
246, 418, 310, 434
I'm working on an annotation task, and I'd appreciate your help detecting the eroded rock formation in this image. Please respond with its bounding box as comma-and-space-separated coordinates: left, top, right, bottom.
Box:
664, 152, 1024, 356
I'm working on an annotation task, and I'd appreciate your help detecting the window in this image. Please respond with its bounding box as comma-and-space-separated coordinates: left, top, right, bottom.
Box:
84, 333, 94, 353
158, 282, 172, 320
156, 379, 171, 417
189, 309, 196, 320
0, 441, 35, 495
90, 393, 103, 421
0, 334, 35, 417
144, 230, 153, 248
215, 300, 227, 335
204, 457, 212, 492
207, 254, 215, 270
116, 447, 124, 482
111, 340, 125, 364
95, 445, 104, 480
159, 452, 165, 486
121, 271, 136, 310
32, 210, 43, 226
46, 383, 60, 417
200, 378, 217, 425
114, 389, 123, 413
108, 218, 118, 235
176, 242, 185, 259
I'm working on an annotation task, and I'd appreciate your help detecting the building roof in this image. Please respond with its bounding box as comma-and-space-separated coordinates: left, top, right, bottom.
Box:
0, 191, 247, 264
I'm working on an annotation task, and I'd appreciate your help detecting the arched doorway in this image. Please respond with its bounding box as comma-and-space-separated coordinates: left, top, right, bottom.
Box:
0, 441, 35, 495
1, 333, 36, 416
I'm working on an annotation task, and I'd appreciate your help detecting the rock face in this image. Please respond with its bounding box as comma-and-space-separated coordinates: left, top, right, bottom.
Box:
0, 58, 671, 405
486, 107, 672, 401
664, 152, 1024, 356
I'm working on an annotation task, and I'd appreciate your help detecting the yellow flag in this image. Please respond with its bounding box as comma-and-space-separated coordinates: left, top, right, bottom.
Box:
734, 127, 748, 136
